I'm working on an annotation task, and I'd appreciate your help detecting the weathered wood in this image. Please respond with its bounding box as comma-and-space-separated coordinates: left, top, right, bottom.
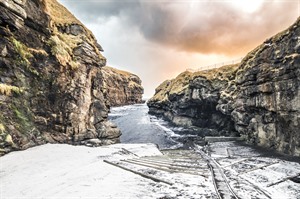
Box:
131, 158, 208, 169
222, 158, 249, 168
205, 136, 242, 142
267, 173, 300, 187
103, 160, 173, 185
238, 162, 279, 175
123, 159, 208, 177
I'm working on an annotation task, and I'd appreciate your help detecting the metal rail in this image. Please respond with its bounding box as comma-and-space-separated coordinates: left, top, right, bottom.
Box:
197, 149, 239, 199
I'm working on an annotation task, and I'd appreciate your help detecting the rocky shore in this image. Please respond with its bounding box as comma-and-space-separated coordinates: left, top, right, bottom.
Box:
148, 17, 300, 156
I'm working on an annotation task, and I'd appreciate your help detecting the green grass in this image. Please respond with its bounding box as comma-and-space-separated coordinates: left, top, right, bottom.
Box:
0, 123, 5, 134
44, 0, 106, 66
11, 37, 39, 76
12, 106, 32, 133
47, 35, 79, 70
0, 83, 23, 96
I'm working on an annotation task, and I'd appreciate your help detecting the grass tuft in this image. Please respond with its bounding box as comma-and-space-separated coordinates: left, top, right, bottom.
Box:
47, 34, 79, 69
0, 83, 23, 96
0, 123, 5, 134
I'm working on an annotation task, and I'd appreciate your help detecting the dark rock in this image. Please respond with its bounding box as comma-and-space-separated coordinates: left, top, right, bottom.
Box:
148, 65, 239, 136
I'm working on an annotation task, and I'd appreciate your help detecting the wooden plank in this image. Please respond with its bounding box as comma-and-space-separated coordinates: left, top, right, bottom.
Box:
238, 162, 279, 175
103, 160, 173, 185
129, 158, 208, 170
267, 173, 300, 187
122, 159, 208, 177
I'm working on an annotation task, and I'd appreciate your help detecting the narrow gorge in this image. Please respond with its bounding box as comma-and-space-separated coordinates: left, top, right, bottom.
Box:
1, 1, 300, 198
148, 17, 300, 156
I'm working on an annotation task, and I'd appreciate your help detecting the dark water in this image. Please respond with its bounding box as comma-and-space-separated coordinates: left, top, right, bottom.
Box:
108, 103, 300, 162
108, 103, 203, 150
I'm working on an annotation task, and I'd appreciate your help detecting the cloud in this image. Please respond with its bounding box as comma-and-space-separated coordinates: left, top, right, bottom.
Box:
58, 0, 299, 97
60, 0, 299, 56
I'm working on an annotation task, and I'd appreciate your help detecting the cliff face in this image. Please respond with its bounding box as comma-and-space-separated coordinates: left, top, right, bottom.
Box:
148, 64, 239, 136
221, 17, 300, 156
101, 66, 143, 107
148, 17, 300, 156
0, 0, 121, 155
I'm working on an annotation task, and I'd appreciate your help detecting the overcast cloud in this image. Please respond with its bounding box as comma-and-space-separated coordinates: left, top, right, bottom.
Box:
59, 0, 299, 97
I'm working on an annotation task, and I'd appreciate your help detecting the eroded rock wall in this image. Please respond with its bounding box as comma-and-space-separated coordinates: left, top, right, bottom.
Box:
101, 66, 143, 107
148, 65, 239, 136
0, 0, 121, 155
221, 17, 300, 156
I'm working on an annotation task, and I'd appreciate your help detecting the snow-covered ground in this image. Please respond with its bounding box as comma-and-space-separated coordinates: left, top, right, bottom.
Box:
0, 143, 168, 199
1, 142, 300, 199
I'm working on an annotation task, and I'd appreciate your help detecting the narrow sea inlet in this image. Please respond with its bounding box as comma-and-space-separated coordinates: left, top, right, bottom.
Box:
108, 103, 205, 150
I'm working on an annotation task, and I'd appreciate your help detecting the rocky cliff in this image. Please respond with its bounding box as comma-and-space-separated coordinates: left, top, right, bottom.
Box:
148, 64, 239, 136
101, 66, 143, 107
0, 0, 121, 155
148, 17, 300, 156
221, 17, 300, 156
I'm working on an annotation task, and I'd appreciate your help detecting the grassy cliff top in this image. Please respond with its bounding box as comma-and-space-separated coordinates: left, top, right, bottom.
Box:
43, 0, 97, 42
44, 0, 81, 26
170, 63, 239, 94
102, 66, 143, 90
42, 0, 105, 68
242, 16, 300, 68
192, 63, 239, 80
102, 66, 134, 78
150, 63, 239, 103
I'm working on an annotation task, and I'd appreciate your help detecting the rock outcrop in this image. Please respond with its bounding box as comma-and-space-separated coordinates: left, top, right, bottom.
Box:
148, 64, 239, 136
148, 17, 300, 156
101, 66, 143, 107
0, 0, 121, 155
221, 17, 300, 156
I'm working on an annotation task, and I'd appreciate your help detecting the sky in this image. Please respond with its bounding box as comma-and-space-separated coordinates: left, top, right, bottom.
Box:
59, 0, 299, 98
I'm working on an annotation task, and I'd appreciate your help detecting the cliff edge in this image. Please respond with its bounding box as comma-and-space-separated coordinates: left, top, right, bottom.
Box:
0, 0, 121, 155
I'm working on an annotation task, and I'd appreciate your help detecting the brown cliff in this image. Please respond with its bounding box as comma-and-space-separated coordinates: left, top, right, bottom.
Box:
0, 0, 121, 155
101, 66, 144, 107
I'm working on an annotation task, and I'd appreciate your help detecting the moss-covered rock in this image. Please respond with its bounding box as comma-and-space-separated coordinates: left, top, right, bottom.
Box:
0, 0, 121, 155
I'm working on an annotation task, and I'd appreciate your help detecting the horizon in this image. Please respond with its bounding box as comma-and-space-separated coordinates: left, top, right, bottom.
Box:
59, 0, 300, 98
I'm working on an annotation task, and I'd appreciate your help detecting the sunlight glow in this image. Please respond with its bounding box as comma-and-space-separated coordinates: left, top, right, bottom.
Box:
229, 0, 264, 13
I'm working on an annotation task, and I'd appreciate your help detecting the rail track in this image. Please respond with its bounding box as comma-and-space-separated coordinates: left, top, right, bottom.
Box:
197, 149, 239, 199
104, 143, 300, 198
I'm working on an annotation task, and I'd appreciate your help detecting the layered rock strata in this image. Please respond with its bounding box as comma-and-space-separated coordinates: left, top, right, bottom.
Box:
148, 17, 300, 156
0, 0, 121, 155
148, 64, 239, 136
101, 66, 144, 107
221, 17, 300, 156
